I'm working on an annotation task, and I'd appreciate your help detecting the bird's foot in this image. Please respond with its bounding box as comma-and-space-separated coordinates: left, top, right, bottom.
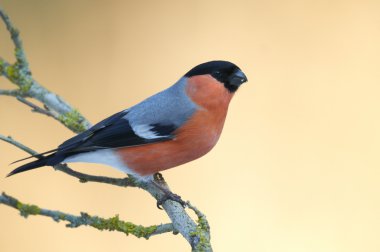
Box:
156, 190, 187, 210
152, 174, 186, 209
153, 172, 165, 183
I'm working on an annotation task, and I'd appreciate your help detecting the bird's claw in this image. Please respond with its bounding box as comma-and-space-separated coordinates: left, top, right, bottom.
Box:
153, 172, 165, 183
152, 172, 186, 209
156, 192, 187, 210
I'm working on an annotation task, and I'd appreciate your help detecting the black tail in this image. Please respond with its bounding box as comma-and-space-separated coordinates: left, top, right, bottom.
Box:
10, 148, 58, 165
7, 152, 64, 177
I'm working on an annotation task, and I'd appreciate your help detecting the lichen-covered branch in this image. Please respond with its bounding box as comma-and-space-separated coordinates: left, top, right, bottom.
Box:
0, 7, 90, 133
0, 192, 174, 239
187, 202, 212, 251
0, 8, 28, 70
0, 6, 212, 251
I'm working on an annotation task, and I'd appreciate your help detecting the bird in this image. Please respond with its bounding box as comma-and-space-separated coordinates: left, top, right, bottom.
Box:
8, 60, 248, 208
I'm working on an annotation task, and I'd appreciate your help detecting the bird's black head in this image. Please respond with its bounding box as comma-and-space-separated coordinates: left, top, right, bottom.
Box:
185, 60, 248, 92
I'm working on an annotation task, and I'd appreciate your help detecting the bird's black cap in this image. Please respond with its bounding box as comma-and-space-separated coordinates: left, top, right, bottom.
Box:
185, 60, 248, 92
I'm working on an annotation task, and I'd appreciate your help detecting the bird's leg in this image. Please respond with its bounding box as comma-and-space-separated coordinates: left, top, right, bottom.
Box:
153, 172, 187, 209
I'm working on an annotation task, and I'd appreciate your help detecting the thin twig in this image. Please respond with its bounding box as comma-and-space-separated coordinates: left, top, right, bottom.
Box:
187, 201, 210, 231
0, 7, 29, 70
0, 192, 174, 239
16, 96, 60, 120
54, 163, 138, 187
0, 89, 20, 96
0, 135, 37, 155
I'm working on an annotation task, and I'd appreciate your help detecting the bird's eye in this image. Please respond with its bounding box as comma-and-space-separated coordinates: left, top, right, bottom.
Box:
214, 71, 221, 76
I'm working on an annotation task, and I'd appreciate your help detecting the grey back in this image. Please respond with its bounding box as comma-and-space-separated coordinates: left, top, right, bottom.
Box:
124, 77, 199, 129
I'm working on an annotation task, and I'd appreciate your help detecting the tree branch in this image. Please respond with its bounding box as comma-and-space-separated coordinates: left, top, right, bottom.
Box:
0, 88, 20, 96
0, 6, 212, 251
0, 192, 174, 239
0, 8, 28, 70
16, 96, 61, 119
0, 7, 91, 133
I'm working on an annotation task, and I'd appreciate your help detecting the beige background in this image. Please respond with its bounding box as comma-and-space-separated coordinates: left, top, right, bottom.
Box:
1, 1, 379, 251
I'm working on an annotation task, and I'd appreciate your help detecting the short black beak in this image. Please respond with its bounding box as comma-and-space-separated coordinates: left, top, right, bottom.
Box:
229, 70, 248, 87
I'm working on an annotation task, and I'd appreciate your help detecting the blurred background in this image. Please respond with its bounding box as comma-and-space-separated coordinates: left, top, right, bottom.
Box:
0, 1, 379, 251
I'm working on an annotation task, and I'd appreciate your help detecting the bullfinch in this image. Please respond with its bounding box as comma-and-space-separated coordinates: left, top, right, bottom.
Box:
8, 60, 248, 207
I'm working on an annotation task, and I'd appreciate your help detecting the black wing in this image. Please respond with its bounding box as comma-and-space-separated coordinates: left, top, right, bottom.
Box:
11, 110, 131, 164
8, 110, 177, 176
58, 110, 175, 154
